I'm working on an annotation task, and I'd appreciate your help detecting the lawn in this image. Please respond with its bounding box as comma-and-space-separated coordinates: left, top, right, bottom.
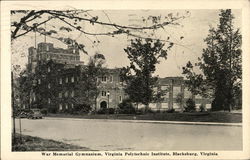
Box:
12, 133, 93, 151
46, 111, 242, 123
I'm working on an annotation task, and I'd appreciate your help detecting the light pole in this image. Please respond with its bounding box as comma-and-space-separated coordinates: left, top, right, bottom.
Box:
107, 91, 110, 114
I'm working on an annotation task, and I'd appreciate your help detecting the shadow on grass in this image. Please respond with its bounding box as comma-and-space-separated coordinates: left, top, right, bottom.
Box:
12, 133, 94, 151
46, 111, 242, 123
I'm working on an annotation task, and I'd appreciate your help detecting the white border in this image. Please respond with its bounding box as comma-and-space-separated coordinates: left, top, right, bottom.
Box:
1, 0, 250, 160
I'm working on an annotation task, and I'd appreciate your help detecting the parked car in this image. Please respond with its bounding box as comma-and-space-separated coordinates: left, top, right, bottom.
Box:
17, 111, 29, 118
27, 109, 43, 119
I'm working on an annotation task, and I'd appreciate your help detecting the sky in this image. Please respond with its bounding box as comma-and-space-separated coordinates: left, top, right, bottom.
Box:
11, 9, 241, 78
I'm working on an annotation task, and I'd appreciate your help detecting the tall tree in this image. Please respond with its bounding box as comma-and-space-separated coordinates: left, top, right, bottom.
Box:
11, 10, 188, 46
121, 38, 170, 111
75, 53, 106, 112
182, 9, 242, 111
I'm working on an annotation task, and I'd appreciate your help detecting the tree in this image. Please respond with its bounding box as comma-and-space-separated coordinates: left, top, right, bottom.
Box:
11, 10, 188, 47
175, 93, 183, 109
121, 38, 171, 112
75, 53, 106, 113
182, 9, 242, 111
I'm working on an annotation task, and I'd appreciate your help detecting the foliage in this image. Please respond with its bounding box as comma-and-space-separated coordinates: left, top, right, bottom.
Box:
121, 38, 171, 111
11, 10, 188, 46
97, 108, 115, 114
163, 108, 175, 113
199, 104, 206, 112
175, 93, 183, 107
17, 68, 35, 110
118, 99, 136, 114
40, 108, 48, 115
12, 133, 90, 151
74, 104, 92, 113
75, 53, 106, 112
184, 98, 196, 112
182, 9, 242, 111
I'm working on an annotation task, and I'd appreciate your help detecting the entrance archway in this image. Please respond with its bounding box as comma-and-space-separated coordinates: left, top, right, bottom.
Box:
100, 101, 107, 109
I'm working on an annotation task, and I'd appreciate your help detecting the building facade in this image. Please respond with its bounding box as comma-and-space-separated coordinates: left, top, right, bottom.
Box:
25, 42, 212, 113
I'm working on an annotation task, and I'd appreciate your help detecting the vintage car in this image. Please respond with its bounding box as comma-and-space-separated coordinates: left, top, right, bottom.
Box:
27, 109, 43, 119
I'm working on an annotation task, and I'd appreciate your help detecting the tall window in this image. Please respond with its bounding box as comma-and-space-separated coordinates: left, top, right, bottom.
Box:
102, 91, 106, 97
38, 79, 41, 84
71, 76, 74, 83
119, 96, 122, 102
33, 93, 36, 101
48, 67, 51, 73
65, 104, 68, 109
59, 78, 62, 84
65, 91, 68, 97
48, 83, 51, 89
109, 76, 113, 82
59, 92, 62, 98
48, 98, 51, 104
101, 76, 107, 82
65, 77, 68, 83
71, 103, 74, 108
59, 104, 62, 110
71, 90, 74, 97
119, 76, 123, 83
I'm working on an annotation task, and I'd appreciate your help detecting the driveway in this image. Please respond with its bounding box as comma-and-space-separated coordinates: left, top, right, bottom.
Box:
14, 118, 242, 151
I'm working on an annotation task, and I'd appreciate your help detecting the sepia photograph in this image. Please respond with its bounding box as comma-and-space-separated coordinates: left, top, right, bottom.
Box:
1, 0, 250, 160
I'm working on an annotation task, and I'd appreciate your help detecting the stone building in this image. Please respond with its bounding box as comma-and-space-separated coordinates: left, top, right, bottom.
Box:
96, 68, 126, 110
25, 42, 212, 113
148, 77, 212, 111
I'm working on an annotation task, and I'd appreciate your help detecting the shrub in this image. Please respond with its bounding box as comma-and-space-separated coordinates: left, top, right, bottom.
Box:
199, 104, 206, 112
97, 108, 107, 114
184, 98, 196, 112
118, 99, 136, 114
48, 107, 57, 114
108, 108, 115, 114
40, 108, 48, 115
136, 109, 143, 115
166, 108, 175, 113
74, 104, 92, 113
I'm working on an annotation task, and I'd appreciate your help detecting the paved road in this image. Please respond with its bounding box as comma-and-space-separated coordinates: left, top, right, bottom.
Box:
15, 118, 242, 151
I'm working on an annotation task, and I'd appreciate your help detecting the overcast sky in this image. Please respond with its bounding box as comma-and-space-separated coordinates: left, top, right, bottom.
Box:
11, 9, 241, 78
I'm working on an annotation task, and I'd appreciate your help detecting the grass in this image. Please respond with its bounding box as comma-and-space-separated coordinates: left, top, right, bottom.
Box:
12, 133, 93, 151
46, 111, 242, 123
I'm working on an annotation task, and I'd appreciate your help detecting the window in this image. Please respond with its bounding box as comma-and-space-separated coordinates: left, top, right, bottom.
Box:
119, 76, 123, 83
65, 77, 68, 83
101, 76, 107, 82
153, 87, 158, 92
38, 79, 41, 84
109, 76, 113, 82
71, 90, 74, 97
33, 93, 36, 101
161, 85, 168, 91
71, 103, 74, 108
102, 91, 106, 97
119, 96, 122, 102
59, 92, 62, 98
65, 91, 68, 97
48, 83, 51, 89
59, 78, 62, 84
71, 76, 74, 83
48, 67, 51, 72
46, 45, 49, 51
59, 104, 62, 110
48, 98, 51, 104
65, 104, 68, 109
